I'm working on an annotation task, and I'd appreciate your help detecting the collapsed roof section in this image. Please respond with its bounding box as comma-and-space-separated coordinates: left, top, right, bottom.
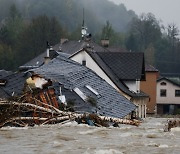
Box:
30, 54, 136, 118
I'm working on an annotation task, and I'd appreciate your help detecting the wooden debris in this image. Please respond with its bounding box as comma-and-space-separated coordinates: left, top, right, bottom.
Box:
0, 99, 140, 128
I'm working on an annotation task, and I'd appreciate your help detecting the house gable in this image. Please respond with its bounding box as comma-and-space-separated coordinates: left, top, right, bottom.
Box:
70, 49, 123, 93
157, 78, 180, 105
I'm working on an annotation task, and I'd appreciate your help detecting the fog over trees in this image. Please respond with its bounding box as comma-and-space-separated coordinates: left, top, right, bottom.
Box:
0, 0, 179, 74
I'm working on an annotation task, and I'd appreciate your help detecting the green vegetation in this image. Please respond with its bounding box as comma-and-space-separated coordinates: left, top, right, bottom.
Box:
0, 0, 180, 74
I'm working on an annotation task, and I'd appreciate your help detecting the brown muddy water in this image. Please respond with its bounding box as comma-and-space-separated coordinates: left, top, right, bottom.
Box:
0, 118, 180, 154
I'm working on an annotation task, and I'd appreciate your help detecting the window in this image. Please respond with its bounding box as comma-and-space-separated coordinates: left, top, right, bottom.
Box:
160, 89, 166, 97
175, 90, 180, 97
160, 82, 166, 86
82, 60, 86, 66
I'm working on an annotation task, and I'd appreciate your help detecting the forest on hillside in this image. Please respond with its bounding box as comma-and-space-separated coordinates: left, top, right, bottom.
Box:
0, 0, 180, 74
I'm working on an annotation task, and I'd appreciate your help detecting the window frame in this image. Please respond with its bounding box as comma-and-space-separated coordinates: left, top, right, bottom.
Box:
175, 90, 180, 97
160, 89, 167, 97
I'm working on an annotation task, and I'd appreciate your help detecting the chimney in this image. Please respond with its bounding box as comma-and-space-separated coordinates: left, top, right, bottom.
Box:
44, 41, 51, 64
101, 39, 109, 47
136, 79, 140, 93
60, 38, 68, 44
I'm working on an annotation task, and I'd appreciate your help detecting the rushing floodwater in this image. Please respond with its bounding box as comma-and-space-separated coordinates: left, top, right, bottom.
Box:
0, 118, 180, 154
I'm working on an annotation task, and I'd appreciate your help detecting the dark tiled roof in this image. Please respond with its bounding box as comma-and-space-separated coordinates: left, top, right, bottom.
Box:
0, 70, 13, 79
53, 40, 109, 54
0, 72, 27, 97
19, 50, 59, 71
157, 77, 180, 87
31, 55, 136, 118
145, 64, 158, 72
95, 52, 145, 80
106, 47, 129, 52
70, 48, 148, 98
0, 88, 9, 98
87, 50, 148, 97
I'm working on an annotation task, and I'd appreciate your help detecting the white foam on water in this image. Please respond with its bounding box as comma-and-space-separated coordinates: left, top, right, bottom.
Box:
78, 128, 104, 135
119, 132, 132, 137
171, 127, 180, 132
59, 121, 78, 127
94, 149, 123, 154
52, 141, 64, 148
159, 144, 169, 148
0, 126, 29, 130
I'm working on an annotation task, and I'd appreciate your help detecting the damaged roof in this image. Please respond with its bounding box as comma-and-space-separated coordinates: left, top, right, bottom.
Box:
19, 50, 59, 71
0, 87, 9, 99
30, 54, 136, 118
0, 70, 13, 79
0, 72, 27, 97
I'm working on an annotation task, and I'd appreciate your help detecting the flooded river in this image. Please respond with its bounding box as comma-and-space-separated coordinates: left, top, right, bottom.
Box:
0, 118, 180, 154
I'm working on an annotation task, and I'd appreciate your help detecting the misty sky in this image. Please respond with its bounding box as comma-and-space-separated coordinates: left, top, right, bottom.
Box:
109, 0, 180, 29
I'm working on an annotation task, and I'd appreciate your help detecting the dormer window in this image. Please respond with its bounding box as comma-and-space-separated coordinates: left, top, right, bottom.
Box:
160, 82, 166, 86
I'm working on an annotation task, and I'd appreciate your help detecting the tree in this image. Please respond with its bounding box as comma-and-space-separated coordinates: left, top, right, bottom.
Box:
101, 20, 114, 40
16, 15, 66, 66
167, 23, 179, 60
145, 44, 155, 66
0, 4, 23, 46
125, 33, 137, 52
127, 13, 162, 52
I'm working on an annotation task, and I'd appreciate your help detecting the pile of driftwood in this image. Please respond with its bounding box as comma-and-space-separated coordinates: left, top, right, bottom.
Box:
0, 98, 140, 128
164, 119, 180, 132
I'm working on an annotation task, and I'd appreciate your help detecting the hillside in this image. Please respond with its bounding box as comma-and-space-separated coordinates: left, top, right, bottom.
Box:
0, 0, 137, 33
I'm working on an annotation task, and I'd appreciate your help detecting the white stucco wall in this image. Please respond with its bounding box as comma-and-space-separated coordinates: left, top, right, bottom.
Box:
71, 50, 119, 91
124, 80, 139, 93
157, 79, 180, 104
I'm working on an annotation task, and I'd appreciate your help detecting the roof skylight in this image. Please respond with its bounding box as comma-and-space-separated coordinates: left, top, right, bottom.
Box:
73, 87, 87, 100
85, 85, 99, 96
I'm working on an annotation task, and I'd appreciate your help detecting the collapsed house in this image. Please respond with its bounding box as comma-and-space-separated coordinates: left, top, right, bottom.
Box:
0, 53, 139, 127
29, 53, 136, 118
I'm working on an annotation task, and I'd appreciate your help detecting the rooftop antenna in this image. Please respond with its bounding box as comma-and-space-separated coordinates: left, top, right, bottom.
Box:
82, 8, 84, 28
81, 8, 87, 39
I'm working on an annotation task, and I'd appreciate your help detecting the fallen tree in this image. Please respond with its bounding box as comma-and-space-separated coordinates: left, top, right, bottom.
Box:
0, 99, 140, 128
